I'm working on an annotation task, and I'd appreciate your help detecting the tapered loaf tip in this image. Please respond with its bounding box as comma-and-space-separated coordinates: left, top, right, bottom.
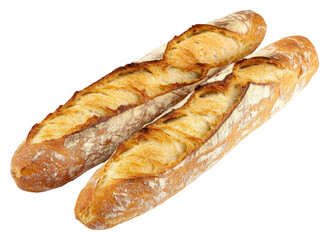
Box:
11, 140, 79, 192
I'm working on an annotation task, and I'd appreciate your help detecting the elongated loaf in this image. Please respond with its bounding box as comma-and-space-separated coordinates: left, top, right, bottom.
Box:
75, 36, 319, 230
11, 10, 266, 192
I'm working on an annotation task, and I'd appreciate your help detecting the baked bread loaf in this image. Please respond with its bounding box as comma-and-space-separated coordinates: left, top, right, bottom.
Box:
11, 10, 266, 192
74, 36, 319, 229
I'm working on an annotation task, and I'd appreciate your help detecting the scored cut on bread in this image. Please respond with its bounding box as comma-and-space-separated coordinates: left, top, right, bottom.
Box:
11, 10, 266, 192
74, 36, 319, 230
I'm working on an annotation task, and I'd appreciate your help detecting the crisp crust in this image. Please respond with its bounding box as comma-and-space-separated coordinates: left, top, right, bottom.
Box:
11, 10, 267, 192
28, 11, 266, 144
74, 36, 319, 229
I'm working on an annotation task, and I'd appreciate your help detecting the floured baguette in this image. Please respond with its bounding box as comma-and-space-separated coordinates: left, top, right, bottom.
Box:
11, 10, 266, 192
75, 36, 319, 230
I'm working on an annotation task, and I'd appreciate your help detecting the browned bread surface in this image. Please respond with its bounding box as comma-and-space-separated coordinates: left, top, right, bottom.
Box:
74, 36, 319, 229
11, 10, 266, 192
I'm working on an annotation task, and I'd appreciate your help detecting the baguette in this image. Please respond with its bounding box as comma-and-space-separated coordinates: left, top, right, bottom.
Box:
11, 10, 266, 192
75, 36, 319, 230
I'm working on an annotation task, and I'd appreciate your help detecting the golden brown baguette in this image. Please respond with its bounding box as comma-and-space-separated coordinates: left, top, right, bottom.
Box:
11, 10, 266, 192
74, 36, 319, 230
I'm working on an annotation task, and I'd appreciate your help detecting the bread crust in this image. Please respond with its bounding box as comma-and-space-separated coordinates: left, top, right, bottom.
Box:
11, 10, 266, 192
74, 36, 319, 229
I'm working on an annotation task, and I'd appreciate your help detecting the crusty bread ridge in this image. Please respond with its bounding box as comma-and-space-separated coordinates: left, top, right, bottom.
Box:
11, 10, 266, 192
74, 36, 319, 229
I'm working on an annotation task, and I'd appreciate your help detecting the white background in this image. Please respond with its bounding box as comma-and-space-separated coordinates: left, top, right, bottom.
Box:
1, 0, 328, 239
